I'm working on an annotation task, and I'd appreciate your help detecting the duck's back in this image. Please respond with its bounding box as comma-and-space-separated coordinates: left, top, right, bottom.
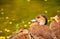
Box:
30, 23, 53, 39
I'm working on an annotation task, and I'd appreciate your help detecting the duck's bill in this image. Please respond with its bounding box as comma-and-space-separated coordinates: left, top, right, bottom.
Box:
31, 19, 37, 23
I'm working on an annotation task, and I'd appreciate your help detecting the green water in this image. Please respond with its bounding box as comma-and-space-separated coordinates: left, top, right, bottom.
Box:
0, 0, 60, 37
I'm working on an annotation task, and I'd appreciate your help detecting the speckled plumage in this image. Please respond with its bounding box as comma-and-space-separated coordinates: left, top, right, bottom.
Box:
29, 14, 53, 39
9, 28, 30, 39
30, 22, 53, 39
50, 20, 60, 39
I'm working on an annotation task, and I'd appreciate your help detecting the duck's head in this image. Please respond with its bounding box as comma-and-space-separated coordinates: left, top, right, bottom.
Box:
18, 28, 28, 34
35, 14, 47, 25
31, 14, 47, 25
55, 14, 60, 23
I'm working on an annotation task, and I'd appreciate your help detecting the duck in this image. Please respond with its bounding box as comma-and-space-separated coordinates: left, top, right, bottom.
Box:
9, 28, 30, 39
49, 14, 60, 39
29, 14, 53, 39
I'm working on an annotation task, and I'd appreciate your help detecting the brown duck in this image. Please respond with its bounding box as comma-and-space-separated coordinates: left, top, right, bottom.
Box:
9, 28, 31, 39
30, 14, 54, 39
50, 14, 60, 39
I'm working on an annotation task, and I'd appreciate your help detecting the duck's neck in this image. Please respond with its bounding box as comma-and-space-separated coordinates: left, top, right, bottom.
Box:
55, 20, 60, 25
57, 22, 60, 25
38, 21, 45, 26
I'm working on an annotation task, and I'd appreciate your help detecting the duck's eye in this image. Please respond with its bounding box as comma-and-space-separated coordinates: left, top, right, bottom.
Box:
20, 31, 23, 32
37, 16, 40, 18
